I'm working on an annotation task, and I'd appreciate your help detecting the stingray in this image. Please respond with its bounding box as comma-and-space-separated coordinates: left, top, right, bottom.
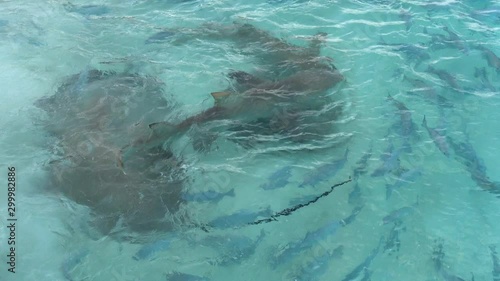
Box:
35, 69, 185, 236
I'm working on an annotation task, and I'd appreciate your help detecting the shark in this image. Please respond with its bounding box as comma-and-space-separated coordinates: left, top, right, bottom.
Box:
422, 115, 450, 157
148, 21, 331, 77
120, 64, 344, 162
35, 69, 186, 236
425, 26, 469, 54
138, 22, 345, 154
475, 45, 500, 73
403, 75, 453, 108
386, 94, 418, 151
426, 65, 462, 91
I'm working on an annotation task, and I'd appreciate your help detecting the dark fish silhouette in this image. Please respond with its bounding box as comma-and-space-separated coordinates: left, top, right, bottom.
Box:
385, 168, 422, 199
353, 142, 373, 179
299, 148, 349, 187
340, 236, 384, 281
271, 206, 362, 267
476, 45, 500, 73
260, 165, 293, 190
426, 65, 461, 91
404, 75, 453, 108
422, 115, 450, 157
290, 245, 344, 281
432, 240, 472, 281
474, 67, 496, 92
63, 3, 110, 16
491, 246, 500, 281
371, 142, 401, 177
386, 94, 417, 150
166, 271, 210, 281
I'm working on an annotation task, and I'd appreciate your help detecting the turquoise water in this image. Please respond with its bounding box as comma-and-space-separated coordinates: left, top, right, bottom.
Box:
0, 0, 499, 280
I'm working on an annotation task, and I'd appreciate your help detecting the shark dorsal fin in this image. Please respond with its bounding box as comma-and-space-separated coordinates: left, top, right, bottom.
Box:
149, 122, 176, 137
211, 91, 231, 105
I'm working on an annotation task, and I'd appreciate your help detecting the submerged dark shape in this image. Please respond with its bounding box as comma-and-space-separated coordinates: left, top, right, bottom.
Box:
474, 67, 497, 92
425, 26, 469, 54
290, 245, 344, 281
145, 31, 176, 44
378, 39, 430, 66
384, 220, 405, 255
426, 65, 461, 91
403, 75, 453, 108
127, 23, 344, 156
271, 206, 361, 267
340, 236, 384, 281
422, 115, 450, 157
63, 3, 111, 16
448, 135, 500, 197
371, 141, 401, 177
490, 245, 500, 281
149, 21, 332, 76
399, 9, 413, 31
299, 148, 349, 188
166, 271, 210, 281
385, 168, 422, 199
352, 142, 373, 179
432, 239, 472, 281
386, 94, 417, 151
35, 69, 185, 236
260, 165, 293, 190
475, 45, 500, 73
205, 230, 266, 266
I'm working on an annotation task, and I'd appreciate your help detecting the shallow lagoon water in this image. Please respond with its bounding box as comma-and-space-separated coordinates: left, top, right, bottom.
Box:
0, 0, 499, 280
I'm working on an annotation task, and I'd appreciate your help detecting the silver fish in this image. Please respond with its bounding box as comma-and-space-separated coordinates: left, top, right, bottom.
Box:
385, 168, 422, 199
371, 142, 401, 177
422, 115, 450, 157
166, 271, 210, 281
208, 207, 273, 229
272, 206, 362, 267
340, 237, 384, 281
182, 188, 235, 203
382, 200, 418, 224
260, 165, 293, 190
476, 45, 500, 73
299, 148, 349, 187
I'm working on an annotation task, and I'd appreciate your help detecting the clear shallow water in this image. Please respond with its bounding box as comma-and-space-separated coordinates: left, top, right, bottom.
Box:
0, 0, 499, 280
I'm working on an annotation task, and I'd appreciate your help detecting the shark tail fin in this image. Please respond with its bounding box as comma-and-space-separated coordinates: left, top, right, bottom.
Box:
422, 115, 427, 127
